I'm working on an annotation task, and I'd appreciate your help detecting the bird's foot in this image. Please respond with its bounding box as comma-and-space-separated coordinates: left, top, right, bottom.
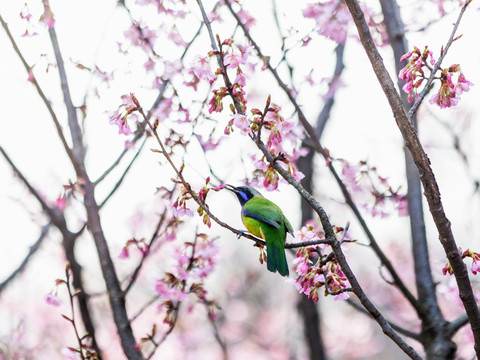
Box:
236, 230, 247, 239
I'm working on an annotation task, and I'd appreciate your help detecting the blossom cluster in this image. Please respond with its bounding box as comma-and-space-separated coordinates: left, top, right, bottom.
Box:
207, 39, 254, 117
442, 248, 480, 276
339, 159, 408, 218
302, 1, 351, 44
399, 46, 473, 108
155, 234, 219, 325
291, 223, 350, 302
302, 2, 386, 46
292, 245, 350, 302
429, 66, 474, 108
230, 102, 305, 191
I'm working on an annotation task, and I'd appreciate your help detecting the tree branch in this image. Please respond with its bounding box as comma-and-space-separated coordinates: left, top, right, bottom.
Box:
43, 1, 143, 358
0, 13, 77, 168
379, 0, 455, 356
0, 145, 103, 357
0, 223, 51, 294
343, 0, 480, 356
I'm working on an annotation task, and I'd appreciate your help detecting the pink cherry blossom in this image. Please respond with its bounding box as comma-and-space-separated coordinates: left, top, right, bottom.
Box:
456, 72, 474, 95
45, 293, 62, 307
27, 70, 35, 83
471, 259, 479, 275
109, 112, 133, 135
61, 347, 78, 360
118, 246, 129, 259
124, 23, 157, 52
144, 58, 155, 72
293, 255, 310, 276
55, 194, 66, 210
164, 200, 194, 218
294, 226, 319, 242
303, 2, 351, 44
236, 9, 256, 30
234, 69, 247, 87
155, 279, 188, 301
397, 197, 409, 217
191, 55, 216, 82
224, 51, 241, 68
232, 114, 251, 135
198, 135, 222, 151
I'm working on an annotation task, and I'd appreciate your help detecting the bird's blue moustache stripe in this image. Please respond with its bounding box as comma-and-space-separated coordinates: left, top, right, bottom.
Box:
239, 191, 249, 203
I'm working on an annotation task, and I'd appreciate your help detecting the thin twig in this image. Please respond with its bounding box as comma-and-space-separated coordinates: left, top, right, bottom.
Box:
0, 223, 51, 294
0, 13, 77, 168
408, 1, 472, 117
346, 299, 421, 341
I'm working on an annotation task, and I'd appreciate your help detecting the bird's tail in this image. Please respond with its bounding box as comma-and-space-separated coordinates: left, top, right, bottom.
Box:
267, 243, 289, 277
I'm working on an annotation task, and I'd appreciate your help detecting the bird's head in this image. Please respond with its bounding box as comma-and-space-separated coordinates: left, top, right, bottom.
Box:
226, 184, 263, 206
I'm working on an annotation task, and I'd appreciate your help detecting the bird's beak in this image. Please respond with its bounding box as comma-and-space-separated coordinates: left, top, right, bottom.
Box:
225, 184, 238, 193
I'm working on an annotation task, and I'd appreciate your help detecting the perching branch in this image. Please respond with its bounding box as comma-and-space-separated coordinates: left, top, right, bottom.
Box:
343, 0, 480, 357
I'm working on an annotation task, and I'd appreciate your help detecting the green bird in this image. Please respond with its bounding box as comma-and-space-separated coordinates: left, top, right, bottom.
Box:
226, 185, 293, 276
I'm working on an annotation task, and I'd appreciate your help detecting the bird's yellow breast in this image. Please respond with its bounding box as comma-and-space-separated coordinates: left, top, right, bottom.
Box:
241, 215, 266, 240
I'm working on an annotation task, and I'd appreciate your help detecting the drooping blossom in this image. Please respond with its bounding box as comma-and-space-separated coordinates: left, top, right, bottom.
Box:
61, 347, 78, 360
232, 114, 251, 135
455, 72, 474, 95
110, 112, 133, 135
399, 47, 473, 108
224, 50, 241, 68
443, 248, 480, 276
155, 279, 188, 302
109, 94, 140, 135
292, 244, 350, 302
124, 23, 157, 52
45, 293, 62, 307
462, 249, 480, 275
303, 1, 351, 44
236, 9, 256, 30
165, 199, 194, 218
191, 55, 216, 82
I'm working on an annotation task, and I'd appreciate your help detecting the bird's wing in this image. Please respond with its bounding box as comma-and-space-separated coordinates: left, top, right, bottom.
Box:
242, 198, 283, 229
284, 217, 294, 236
